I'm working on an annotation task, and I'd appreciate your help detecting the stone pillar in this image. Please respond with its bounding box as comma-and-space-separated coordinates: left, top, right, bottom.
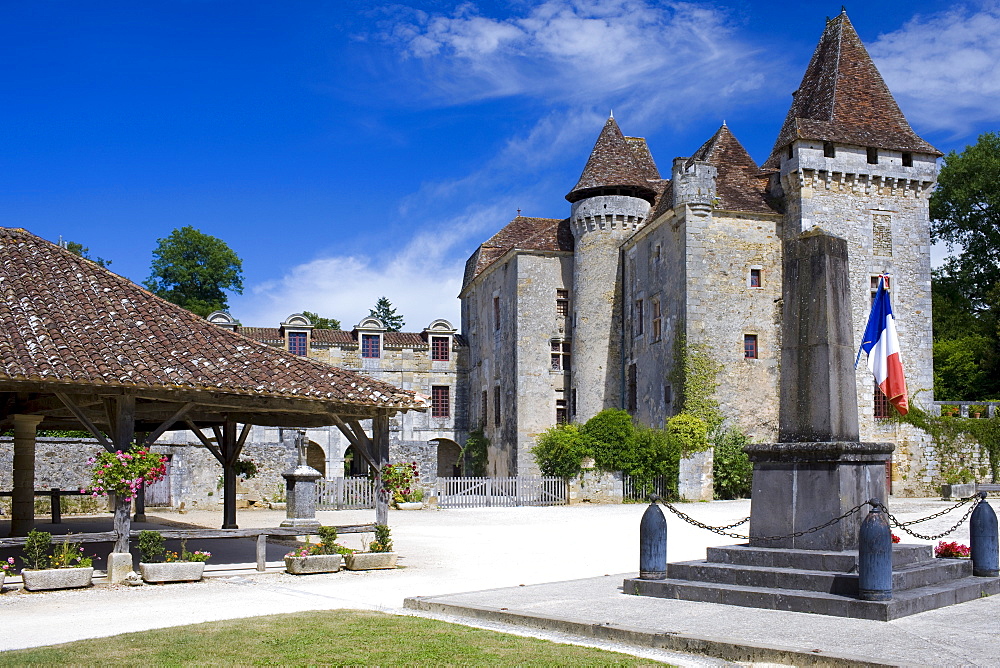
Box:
748, 229, 892, 551
280, 431, 321, 531
11, 414, 44, 536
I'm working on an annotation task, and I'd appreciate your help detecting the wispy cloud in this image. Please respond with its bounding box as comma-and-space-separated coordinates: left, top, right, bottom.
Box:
869, 2, 1000, 138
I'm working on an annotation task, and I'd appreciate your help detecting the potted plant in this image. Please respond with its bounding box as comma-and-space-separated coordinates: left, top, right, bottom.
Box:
935, 541, 971, 559
1, 556, 16, 590
138, 531, 211, 583
284, 526, 353, 575
19, 530, 94, 591
344, 524, 397, 571
382, 462, 423, 509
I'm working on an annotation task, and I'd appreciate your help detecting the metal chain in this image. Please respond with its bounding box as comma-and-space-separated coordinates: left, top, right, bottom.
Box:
878, 496, 975, 527
660, 500, 869, 541
877, 496, 981, 541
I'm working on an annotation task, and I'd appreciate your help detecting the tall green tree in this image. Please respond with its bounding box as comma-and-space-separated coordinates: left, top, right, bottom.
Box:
302, 311, 341, 330
144, 226, 244, 317
930, 132, 1000, 400
369, 296, 404, 332
64, 240, 111, 268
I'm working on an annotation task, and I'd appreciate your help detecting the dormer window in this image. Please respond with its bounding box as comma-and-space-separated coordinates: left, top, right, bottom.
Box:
361, 334, 381, 358
280, 313, 314, 357
431, 336, 450, 361
288, 332, 307, 356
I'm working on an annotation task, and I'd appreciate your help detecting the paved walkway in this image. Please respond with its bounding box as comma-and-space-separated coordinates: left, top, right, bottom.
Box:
0, 498, 997, 665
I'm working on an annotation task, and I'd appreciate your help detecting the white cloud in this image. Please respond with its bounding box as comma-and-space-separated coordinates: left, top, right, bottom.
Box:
869, 3, 1000, 137
380, 0, 781, 125
228, 204, 514, 330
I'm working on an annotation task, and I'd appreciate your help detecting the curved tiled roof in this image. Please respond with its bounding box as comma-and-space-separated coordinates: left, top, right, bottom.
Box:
566, 117, 658, 203
764, 12, 939, 169
0, 227, 424, 411
462, 216, 572, 292
689, 125, 777, 214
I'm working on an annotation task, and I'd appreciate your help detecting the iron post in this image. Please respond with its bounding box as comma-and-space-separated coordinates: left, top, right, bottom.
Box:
858, 499, 893, 601
971, 492, 999, 577
639, 495, 667, 580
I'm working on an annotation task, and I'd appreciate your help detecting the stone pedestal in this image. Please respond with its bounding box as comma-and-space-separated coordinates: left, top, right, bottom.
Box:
106, 552, 134, 585
280, 465, 322, 531
747, 441, 892, 550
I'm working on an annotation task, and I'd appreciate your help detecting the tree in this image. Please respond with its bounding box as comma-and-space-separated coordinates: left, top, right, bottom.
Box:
144, 226, 244, 318
64, 241, 111, 268
369, 296, 404, 332
301, 311, 341, 330
531, 424, 594, 478
929, 133, 1000, 400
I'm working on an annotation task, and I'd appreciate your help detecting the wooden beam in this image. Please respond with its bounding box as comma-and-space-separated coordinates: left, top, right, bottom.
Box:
332, 415, 377, 470
184, 419, 224, 465
54, 392, 112, 450
142, 402, 195, 446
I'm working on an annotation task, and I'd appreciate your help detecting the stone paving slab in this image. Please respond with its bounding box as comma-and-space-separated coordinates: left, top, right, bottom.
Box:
405, 574, 1000, 666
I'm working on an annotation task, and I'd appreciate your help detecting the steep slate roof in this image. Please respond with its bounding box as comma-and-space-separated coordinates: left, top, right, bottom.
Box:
566, 116, 657, 203
461, 216, 572, 292
764, 12, 939, 169
688, 124, 776, 214
625, 136, 660, 180
0, 227, 423, 412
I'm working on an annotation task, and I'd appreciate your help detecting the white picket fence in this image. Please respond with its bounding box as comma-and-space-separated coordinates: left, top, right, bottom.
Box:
436, 476, 568, 509
316, 477, 377, 510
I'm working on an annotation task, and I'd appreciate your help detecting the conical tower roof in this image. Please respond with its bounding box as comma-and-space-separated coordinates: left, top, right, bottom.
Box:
763, 12, 939, 169
566, 116, 657, 203
688, 124, 775, 214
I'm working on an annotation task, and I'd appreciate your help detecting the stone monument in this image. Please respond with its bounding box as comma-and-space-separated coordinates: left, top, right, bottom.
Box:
280, 430, 322, 531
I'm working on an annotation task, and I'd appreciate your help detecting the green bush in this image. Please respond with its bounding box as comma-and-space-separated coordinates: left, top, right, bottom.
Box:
138, 530, 166, 563
666, 413, 709, 457
23, 530, 52, 571
369, 524, 393, 553
713, 428, 753, 499
531, 424, 594, 479
628, 426, 681, 499
581, 409, 635, 471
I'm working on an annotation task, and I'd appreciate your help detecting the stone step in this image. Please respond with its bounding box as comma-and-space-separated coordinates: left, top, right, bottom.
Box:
706, 543, 932, 572
667, 557, 971, 596
624, 574, 1000, 621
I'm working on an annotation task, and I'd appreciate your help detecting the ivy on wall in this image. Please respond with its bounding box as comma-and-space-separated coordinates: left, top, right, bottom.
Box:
896, 403, 1000, 484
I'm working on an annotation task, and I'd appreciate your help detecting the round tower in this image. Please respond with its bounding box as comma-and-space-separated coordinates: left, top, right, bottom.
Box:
566, 115, 657, 422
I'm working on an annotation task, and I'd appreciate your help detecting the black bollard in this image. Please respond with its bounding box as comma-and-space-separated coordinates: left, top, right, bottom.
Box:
971, 492, 999, 577
639, 495, 667, 580
858, 499, 893, 601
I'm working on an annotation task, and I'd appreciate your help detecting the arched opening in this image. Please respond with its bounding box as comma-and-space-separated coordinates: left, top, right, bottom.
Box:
435, 438, 462, 478
344, 446, 369, 477
306, 441, 326, 477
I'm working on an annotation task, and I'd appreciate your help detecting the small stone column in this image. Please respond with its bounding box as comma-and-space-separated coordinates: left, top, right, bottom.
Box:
280, 431, 321, 531
11, 415, 44, 536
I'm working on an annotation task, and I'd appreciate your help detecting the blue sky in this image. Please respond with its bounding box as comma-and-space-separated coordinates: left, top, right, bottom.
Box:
4, 1, 998, 330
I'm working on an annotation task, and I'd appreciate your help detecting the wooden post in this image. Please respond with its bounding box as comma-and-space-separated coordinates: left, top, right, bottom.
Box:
50, 488, 61, 524
256, 534, 267, 572
106, 394, 136, 554
221, 417, 239, 529
373, 410, 390, 527
11, 415, 44, 537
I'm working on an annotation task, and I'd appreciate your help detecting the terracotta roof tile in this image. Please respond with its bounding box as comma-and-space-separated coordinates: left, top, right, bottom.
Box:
462, 216, 571, 292
764, 12, 939, 169
566, 117, 657, 203
0, 227, 424, 410
688, 125, 777, 214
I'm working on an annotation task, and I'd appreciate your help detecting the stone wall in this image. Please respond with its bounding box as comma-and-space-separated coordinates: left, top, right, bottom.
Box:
568, 469, 623, 504
678, 448, 714, 501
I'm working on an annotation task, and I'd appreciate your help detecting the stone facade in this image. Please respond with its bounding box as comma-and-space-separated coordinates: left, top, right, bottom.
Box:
458, 13, 940, 496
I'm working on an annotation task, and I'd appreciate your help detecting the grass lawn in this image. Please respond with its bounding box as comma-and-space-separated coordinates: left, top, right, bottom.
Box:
0, 609, 668, 666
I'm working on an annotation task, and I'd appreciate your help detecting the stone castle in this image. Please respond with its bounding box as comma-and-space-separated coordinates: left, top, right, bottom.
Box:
459, 11, 939, 489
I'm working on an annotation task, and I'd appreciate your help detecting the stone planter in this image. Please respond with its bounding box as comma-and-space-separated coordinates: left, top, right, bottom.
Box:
344, 552, 397, 571
284, 554, 342, 575
941, 483, 976, 500
21, 567, 93, 592
140, 562, 206, 584
395, 502, 423, 510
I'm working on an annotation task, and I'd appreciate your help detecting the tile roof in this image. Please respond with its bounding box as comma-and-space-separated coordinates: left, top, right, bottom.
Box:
566, 116, 658, 203
0, 227, 424, 411
238, 327, 461, 349
763, 12, 940, 169
688, 125, 777, 214
462, 216, 572, 292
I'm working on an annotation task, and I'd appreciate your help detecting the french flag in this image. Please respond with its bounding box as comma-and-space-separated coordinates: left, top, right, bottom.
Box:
856, 275, 908, 416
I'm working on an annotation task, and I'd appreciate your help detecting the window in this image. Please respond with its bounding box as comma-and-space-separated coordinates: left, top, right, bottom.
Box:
493, 296, 501, 331
874, 387, 891, 420
361, 334, 380, 358
750, 268, 762, 288
664, 384, 672, 410
431, 336, 450, 361
627, 364, 637, 412
494, 390, 501, 427
651, 299, 661, 341
867, 147, 879, 164
654, 244, 661, 261
823, 141, 835, 158
634, 299, 644, 336
551, 340, 571, 371
288, 331, 307, 356
432, 386, 450, 418
481, 390, 488, 428
556, 289, 569, 316
870, 275, 891, 305
902, 152, 913, 167
744, 334, 758, 359
556, 398, 568, 424
787, 144, 794, 159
